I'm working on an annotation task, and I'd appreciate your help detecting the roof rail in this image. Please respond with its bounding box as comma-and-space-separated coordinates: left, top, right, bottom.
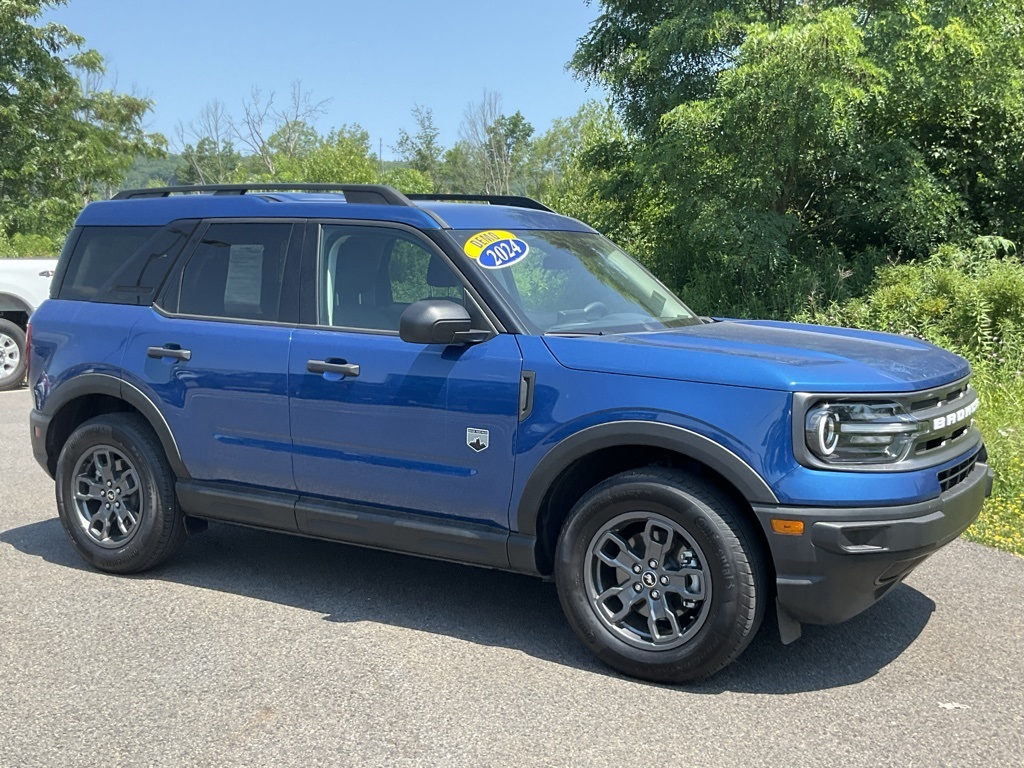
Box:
112, 183, 415, 206
406, 193, 553, 213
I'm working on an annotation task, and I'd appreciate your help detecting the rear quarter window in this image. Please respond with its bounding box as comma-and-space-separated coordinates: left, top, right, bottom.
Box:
55, 223, 198, 305
57, 226, 161, 301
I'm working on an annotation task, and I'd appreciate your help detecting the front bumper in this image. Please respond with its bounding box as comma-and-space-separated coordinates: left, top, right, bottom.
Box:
753, 453, 994, 626
30, 408, 53, 477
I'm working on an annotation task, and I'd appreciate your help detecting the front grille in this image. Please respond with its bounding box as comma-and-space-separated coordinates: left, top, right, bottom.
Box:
910, 379, 978, 460
909, 381, 969, 413
918, 425, 969, 454
938, 451, 979, 492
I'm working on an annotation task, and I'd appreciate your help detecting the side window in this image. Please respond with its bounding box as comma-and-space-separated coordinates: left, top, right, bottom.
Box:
320, 226, 464, 331
176, 222, 293, 322
96, 221, 199, 305
57, 226, 161, 301
389, 239, 464, 304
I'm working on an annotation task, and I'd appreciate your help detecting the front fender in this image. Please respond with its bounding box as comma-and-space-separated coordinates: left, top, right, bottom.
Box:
514, 419, 779, 537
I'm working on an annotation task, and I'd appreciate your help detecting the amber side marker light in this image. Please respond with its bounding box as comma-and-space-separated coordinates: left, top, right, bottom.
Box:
771, 519, 805, 535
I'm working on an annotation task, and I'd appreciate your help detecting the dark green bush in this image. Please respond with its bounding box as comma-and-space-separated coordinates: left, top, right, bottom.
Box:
799, 238, 1024, 367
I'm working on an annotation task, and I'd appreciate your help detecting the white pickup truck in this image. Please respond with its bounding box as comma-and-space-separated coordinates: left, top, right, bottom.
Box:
0, 258, 58, 391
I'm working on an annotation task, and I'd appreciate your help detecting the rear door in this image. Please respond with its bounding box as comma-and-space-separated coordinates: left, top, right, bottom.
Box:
123, 220, 302, 527
288, 223, 524, 533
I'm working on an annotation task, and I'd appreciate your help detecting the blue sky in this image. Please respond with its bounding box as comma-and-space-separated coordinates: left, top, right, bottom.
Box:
42, 0, 606, 158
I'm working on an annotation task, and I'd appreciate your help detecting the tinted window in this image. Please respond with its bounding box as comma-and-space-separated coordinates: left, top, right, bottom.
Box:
176, 223, 293, 322
320, 226, 464, 331
97, 221, 198, 305
58, 226, 160, 301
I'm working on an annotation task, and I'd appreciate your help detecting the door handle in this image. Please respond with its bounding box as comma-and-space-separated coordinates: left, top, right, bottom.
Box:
307, 359, 360, 377
147, 345, 192, 361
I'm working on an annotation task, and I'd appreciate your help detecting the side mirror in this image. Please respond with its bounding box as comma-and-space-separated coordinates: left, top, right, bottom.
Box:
399, 299, 486, 345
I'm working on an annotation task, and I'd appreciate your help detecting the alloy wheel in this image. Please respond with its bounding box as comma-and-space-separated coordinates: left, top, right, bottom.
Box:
71, 445, 143, 549
584, 511, 712, 650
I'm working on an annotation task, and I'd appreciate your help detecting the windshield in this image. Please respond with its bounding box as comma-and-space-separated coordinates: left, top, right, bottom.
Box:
447, 229, 701, 334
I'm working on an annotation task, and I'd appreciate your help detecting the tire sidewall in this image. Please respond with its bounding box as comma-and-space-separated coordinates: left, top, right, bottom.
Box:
55, 417, 170, 573
556, 476, 753, 682
0, 319, 27, 391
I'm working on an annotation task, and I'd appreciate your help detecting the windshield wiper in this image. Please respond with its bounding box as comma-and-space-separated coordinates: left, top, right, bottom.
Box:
544, 330, 606, 336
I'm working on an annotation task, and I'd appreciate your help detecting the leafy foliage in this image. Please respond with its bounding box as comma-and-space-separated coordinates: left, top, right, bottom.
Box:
0, 230, 59, 257
546, 103, 654, 254
437, 91, 536, 195
801, 238, 1024, 362
393, 105, 443, 182
570, 1, 1024, 319
573, 0, 778, 136
965, 369, 1024, 555
0, 1, 164, 242
288, 126, 377, 184
178, 136, 243, 185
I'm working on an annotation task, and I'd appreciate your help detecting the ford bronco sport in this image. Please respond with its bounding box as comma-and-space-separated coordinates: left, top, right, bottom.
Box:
28, 184, 994, 682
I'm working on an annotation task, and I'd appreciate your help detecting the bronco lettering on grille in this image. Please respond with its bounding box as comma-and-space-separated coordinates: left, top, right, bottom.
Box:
932, 398, 980, 431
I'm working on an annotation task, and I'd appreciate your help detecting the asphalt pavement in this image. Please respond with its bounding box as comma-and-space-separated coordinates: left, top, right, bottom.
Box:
1, 387, 1022, 767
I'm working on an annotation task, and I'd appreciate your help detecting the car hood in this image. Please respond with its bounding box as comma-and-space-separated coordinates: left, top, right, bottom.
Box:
542, 319, 971, 393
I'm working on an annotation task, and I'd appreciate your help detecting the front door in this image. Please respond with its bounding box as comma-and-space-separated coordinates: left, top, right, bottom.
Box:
288, 224, 523, 532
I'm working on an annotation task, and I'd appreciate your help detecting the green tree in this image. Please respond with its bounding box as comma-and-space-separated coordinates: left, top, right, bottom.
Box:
234, 83, 328, 177
436, 141, 481, 194
545, 103, 648, 249
175, 100, 240, 184
1, 1, 164, 241
296, 125, 378, 184
380, 166, 433, 194
449, 91, 538, 196
524, 102, 606, 203
570, 1, 1024, 317
394, 105, 442, 183
484, 111, 534, 195
178, 136, 243, 185
573, 1, 796, 137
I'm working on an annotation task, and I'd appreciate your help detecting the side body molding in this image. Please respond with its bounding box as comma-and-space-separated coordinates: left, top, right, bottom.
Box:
515, 420, 779, 536
41, 373, 191, 480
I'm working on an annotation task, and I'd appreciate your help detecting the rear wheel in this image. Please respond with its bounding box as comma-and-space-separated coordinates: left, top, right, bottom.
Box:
0, 318, 26, 391
555, 467, 767, 683
56, 413, 186, 573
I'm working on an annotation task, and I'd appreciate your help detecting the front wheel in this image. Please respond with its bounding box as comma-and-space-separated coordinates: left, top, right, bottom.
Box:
555, 468, 768, 683
0, 318, 26, 391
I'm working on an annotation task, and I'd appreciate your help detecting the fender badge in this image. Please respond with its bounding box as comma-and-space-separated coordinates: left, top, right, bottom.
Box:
467, 428, 489, 452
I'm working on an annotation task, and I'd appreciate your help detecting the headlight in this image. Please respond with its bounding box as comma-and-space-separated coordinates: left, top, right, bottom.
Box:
804, 401, 922, 465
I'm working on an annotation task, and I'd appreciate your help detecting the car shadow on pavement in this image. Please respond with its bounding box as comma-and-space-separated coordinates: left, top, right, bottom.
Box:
1, 517, 935, 694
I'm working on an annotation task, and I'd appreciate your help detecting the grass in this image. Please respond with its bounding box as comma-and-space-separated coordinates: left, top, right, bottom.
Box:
966, 366, 1024, 555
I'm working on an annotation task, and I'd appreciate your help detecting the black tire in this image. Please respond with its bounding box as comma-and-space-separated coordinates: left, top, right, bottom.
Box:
0, 318, 27, 391
554, 467, 768, 683
55, 413, 186, 574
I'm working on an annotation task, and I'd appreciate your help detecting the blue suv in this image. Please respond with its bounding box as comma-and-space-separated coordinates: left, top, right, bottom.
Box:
28, 184, 994, 682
